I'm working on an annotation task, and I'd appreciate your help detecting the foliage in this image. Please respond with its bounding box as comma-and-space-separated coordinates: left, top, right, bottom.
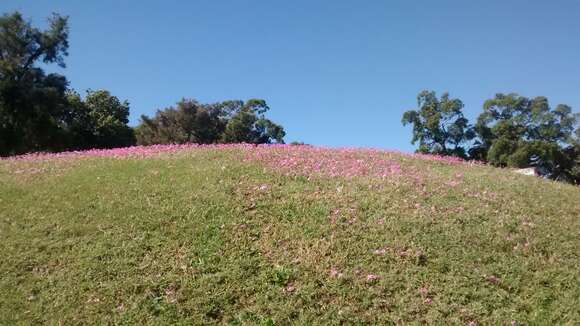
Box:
562, 137, 580, 184
0, 11, 286, 155
475, 94, 578, 155
475, 93, 579, 181
0, 11, 70, 155
0, 11, 135, 155
402, 91, 579, 183
136, 98, 285, 145
135, 99, 225, 145
221, 99, 285, 144
65, 90, 135, 149
402, 90, 474, 158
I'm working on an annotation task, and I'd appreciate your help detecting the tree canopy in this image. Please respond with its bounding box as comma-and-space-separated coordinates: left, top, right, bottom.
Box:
0, 11, 136, 155
475, 93, 579, 181
136, 98, 285, 146
402, 90, 474, 158
0, 11, 288, 156
221, 99, 285, 144
0, 12, 70, 155
2, 10, 577, 184
402, 90, 580, 183
65, 90, 135, 149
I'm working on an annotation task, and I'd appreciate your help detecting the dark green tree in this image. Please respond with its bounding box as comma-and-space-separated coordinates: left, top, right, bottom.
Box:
70, 90, 135, 148
136, 98, 285, 145
475, 93, 579, 181
221, 99, 285, 144
402, 90, 474, 157
0, 11, 70, 155
563, 134, 580, 184
135, 99, 225, 145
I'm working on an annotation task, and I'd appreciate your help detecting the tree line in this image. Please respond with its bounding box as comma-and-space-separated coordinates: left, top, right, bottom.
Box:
402, 90, 580, 183
2, 12, 579, 184
135, 98, 284, 145
0, 12, 285, 156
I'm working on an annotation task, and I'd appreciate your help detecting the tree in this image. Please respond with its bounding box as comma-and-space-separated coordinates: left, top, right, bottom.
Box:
563, 138, 580, 184
475, 93, 579, 181
221, 99, 285, 144
136, 98, 285, 145
135, 99, 224, 145
65, 90, 135, 149
402, 90, 474, 157
0, 11, 70, 155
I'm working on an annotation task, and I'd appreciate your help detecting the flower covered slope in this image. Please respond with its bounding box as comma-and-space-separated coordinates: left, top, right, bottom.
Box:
1, 144, 579, 325
5, 143, 470, 180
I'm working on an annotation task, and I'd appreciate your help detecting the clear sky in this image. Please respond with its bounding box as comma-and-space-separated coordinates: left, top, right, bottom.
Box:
2, 1, 579, 151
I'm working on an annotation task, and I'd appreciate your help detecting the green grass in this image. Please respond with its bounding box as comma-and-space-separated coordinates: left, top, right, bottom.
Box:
1, 148, 579, 324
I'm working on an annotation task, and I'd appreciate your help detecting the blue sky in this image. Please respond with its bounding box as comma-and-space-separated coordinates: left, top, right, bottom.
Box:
2, 1, 579, 151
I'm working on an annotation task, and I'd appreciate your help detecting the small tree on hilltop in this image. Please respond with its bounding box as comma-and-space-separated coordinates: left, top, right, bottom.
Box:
222, 99, 285, 144
402, 90, 474, 158
135, 99, 224, 145
136, 98, 285, 145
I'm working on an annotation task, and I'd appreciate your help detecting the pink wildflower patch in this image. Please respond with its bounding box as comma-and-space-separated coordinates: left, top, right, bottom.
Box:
4, 144, 252, 161
4, 144, 474, 181
244, 146, 405, 178
242, 145, 469, 179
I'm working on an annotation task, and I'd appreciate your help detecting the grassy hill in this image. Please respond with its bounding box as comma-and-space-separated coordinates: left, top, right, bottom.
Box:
1, 145, 579, 325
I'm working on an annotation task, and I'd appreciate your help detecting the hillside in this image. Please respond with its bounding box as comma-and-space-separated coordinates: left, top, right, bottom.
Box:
1, 145, 579, 325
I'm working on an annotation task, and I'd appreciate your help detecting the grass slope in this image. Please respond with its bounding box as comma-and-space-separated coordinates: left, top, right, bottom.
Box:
1, 146, 579, 325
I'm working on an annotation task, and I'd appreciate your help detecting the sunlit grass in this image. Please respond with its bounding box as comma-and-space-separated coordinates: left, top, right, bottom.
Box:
1, 145, 579, 324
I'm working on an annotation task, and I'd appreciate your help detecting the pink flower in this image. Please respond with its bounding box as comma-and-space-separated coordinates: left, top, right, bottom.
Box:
329, 267, 343, 278
5, 144, 479, 186
283, 283, 295, 293
258, 184, 269, 191
485, 275, 501, 284
366, 273, 379, 282
445, 180, 460, 187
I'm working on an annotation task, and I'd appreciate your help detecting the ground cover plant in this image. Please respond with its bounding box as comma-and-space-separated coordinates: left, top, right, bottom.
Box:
1, 145, 579, 325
